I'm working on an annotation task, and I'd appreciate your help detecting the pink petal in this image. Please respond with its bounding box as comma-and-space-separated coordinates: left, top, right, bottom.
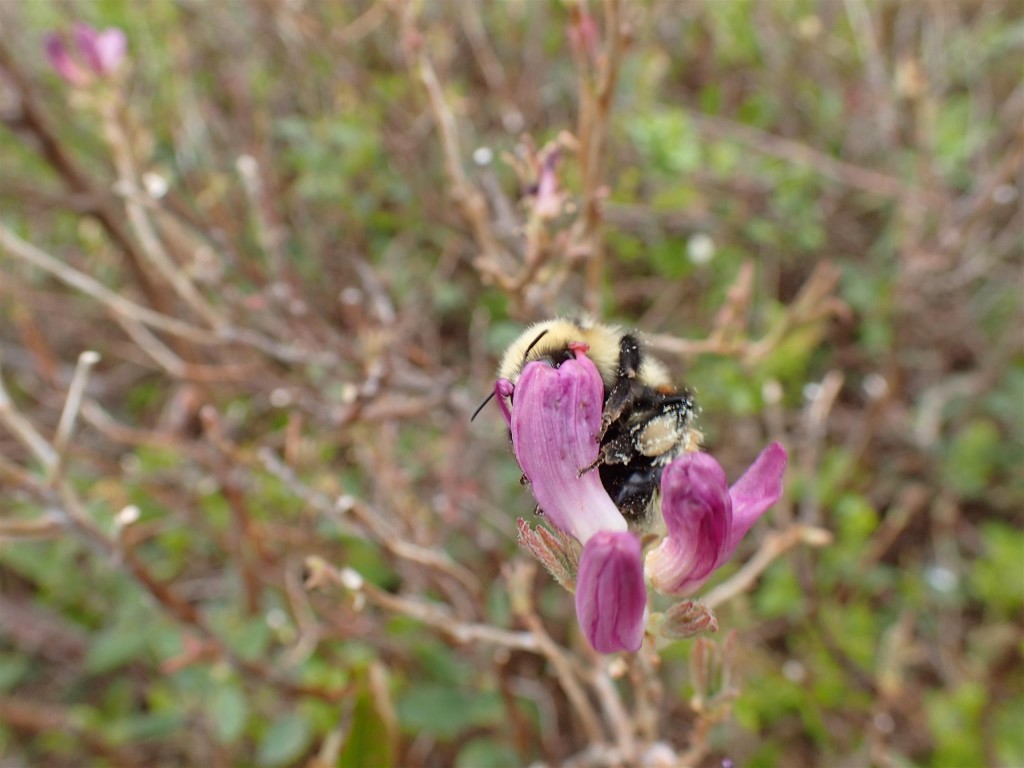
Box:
72, 24, 102, 71
645, 452, 732, 596
44, 33, 91, 87
575, 531, 646, 653
509, 355, 626, 543
722, 442, 787, 560
567, 8, 600, 64
93, 28, 127, 75
73, 23, 126, 76
494, 378, 514, 428
533, 152, 562, 219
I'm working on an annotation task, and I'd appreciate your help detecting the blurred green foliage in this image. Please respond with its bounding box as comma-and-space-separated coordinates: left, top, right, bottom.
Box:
1, 0, 1021, 767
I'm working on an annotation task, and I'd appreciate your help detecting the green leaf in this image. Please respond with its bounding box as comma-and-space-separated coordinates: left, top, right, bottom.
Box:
257, 714, 313, 767
455, 738, 520, 768
208, 683, 249, 746
753, 561, 804, 620
84, 624, 149, 675
396, 684, 503, 741
336, 679, 394, 768
926, 682, 986, 768
942, 418, 1001, 498
106, 711, 185, 744
834, 494, 879, 546
0, 653, 30, 691
968, 522, 1024, 617
995, 694, 1024, 767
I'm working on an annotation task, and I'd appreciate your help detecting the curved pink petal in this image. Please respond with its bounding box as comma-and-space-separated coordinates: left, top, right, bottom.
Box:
575, 531, 646, 653
509, 355, 626, 543
721, 442, 787, 561
72, 24, 102, 70
73, 23, 126, 76
93, 28, 127, 74
494, 378, 514, 428
645, 452, 732, 595
45, 33, 91, 86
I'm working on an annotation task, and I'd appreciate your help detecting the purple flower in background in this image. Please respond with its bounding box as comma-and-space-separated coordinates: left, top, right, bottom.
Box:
501, 351, 647, 652
646, 444, 787, 595
567, 5, 600, 65
73, 23, 127, 76
500, 348, 787, 652
45, 23, 126, 87
533, 149, 564, 220
45, 34, 91, 87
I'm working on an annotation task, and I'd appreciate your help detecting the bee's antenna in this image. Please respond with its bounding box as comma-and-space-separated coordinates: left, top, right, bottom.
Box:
473, 328, 548, 424
470, 390, 497, 422
521, 329, 550, 364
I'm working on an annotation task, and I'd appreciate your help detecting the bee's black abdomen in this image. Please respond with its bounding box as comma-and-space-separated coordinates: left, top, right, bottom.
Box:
592, 333, 696, 530
599, 462, 662, 527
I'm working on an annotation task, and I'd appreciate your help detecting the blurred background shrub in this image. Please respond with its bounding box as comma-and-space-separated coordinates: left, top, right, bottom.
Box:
0, 1, 1021, 766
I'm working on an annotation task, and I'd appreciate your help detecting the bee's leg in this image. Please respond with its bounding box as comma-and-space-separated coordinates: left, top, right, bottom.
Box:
596, 334, 646, 440
577, 432, 635, 476
577, 453, 603, 476
596, 389, 629, 441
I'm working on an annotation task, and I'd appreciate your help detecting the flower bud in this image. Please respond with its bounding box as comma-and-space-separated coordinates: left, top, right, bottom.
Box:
73, 23, 126, 77
44, 23, 126, 88
45, 34, 91, 87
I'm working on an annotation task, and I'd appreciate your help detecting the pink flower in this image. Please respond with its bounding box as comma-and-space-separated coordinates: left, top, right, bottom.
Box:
501, 353, 646, 652
646, 444, 787, 595
45, 23, 126, 87
575, 531, 646, 653
567, 6, 600, 65
533, 150, 563, 220
505, 353, 626, 542
73, 23, 127, 76
500, 347, 788, 653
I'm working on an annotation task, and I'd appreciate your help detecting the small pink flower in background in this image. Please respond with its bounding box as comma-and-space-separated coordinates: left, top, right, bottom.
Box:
45, 23, 126, 87
45, 34, 91, 87
500, 349, 787, 653
533, 150, 564, 220
567, 4, 600, 65
73, 23, 127, 76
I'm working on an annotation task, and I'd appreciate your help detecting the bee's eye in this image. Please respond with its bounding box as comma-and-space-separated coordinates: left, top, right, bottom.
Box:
553, 348, 574, 367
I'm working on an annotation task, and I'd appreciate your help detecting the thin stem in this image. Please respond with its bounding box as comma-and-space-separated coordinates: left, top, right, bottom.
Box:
703, 525, 832, 610
100, 103, 226, 328
0, 223, 215, 343
49, 350, 101, 484
590, 661, 636, 761
0, 351, 58, 469
505, 561, 608, 746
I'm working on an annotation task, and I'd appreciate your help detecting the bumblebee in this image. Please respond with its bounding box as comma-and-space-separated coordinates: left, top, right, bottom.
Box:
489, 318, 699, 530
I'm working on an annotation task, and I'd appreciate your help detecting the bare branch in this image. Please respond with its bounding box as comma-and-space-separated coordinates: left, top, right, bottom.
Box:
703, 525, 833, 610
49, 350, 101, 483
